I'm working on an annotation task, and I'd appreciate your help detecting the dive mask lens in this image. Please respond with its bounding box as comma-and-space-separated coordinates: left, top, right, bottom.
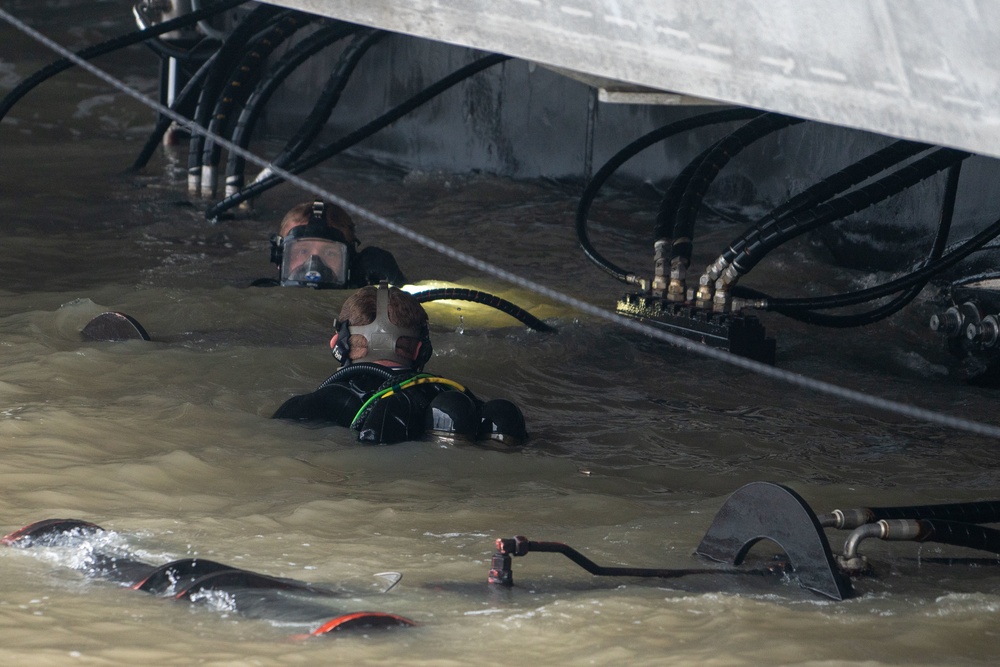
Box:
279, 237, 349, 287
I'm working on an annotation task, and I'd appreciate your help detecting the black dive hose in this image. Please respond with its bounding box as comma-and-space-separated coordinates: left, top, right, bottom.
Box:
131, 50, 221, 171
224, 22, 361, 195
199, 12, 316, 196
575, 108, 766, 283
736, 208, 1000, 320
752, 162, 962, 328
651, 139, 720, 244
744, 217, 983, 314
915, 519, 1000, 553
822, 499, 1000, 529
411, 288, 556, 332
250, 30, 386, 185
186, 5, 291, 194
668, 114, 807, 267
741, 159, 978, 310
0, 0, 249, 125
317, 362, 407, 389
730, 148, 970, 278
842, 519, 1000, 560
141, 34, 220, 63
205, 52, 512, 221
719, 140, 932, 269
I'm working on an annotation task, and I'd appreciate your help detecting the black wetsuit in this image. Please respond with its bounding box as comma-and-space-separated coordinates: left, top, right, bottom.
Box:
349, 247, 407, 287
272, 363, 480, 444
252, 246, 406, 288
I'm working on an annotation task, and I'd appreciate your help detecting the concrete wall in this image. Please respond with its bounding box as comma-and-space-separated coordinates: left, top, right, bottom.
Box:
246, 3, 1000, 271
265, 0, 1000, 161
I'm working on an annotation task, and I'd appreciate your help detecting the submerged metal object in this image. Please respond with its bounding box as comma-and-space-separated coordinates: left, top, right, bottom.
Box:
696, 481, 853, 601
489, 481, 850, 600
81, 312, 151, 342
617, 292, 776, 364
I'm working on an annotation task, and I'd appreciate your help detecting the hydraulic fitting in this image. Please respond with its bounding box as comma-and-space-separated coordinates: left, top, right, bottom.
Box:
651, 239, 669, 297
695, 274, 714, 309
929, 305, 964, 337
667, 258, 687, 303
979, 314, 1000, 347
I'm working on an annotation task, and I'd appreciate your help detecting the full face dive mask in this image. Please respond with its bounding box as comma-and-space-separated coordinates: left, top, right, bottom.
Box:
272, 203, 352, 288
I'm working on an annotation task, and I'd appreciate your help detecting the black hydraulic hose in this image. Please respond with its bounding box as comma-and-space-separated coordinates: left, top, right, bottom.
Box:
130, 50, 221, 171
575, 108, 766, 283
756, 163, 980, 311
720, 140, 932, 269
317, 361, 404, 389
224, 22, 361, 195
670, 114, 807, 266
758, 162, 962, 328
411, 288, 556, 333
205, 52, 512, 220
141, 34, 220, 63
918, 519, 1000, 553
186, 5, 290, 193
842, 519, 1000, 561
820, 499, 1000, 530
0, 0, 249, 125
731, 148, 970, 278
199, 12, 316, 196
652, 139, 720, 244
252, 30, 386, 185
737, 209, 1000, 319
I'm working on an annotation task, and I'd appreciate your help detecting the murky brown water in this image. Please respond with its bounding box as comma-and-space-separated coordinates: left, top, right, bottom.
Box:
2, 3, 1000, 665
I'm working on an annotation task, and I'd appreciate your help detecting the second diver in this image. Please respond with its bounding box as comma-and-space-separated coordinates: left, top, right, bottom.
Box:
272, 282, 528, 446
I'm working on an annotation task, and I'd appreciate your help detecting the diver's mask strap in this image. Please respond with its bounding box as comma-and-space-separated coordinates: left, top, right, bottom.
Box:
269, 233, 283, 266
349, 282, 421, 367
311, 200, 325, 225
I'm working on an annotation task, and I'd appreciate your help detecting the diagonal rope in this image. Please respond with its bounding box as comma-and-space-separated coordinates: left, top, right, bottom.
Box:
3, 7, 999, 439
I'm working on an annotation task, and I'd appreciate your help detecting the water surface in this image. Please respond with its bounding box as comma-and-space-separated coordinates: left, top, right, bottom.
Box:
2, 3, 1000, 665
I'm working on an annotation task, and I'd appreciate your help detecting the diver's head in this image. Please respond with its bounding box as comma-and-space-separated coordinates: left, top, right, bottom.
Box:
270, 200, 358, 288
330, 282, 432, 370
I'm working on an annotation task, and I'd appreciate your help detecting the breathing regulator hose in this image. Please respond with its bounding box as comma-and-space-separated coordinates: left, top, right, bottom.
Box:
412, 288, 556, 333
205, 52, 512, 220
317, 361, 402, 389
0, 0, 250, 125
574, 108, 766, 286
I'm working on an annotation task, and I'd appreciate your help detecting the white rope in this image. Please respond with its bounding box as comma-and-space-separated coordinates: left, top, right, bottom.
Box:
4, 7, 999, 439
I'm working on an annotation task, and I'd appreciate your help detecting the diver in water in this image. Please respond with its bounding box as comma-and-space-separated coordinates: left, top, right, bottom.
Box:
252, 200, 406, 288
272, 282, 528, 446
